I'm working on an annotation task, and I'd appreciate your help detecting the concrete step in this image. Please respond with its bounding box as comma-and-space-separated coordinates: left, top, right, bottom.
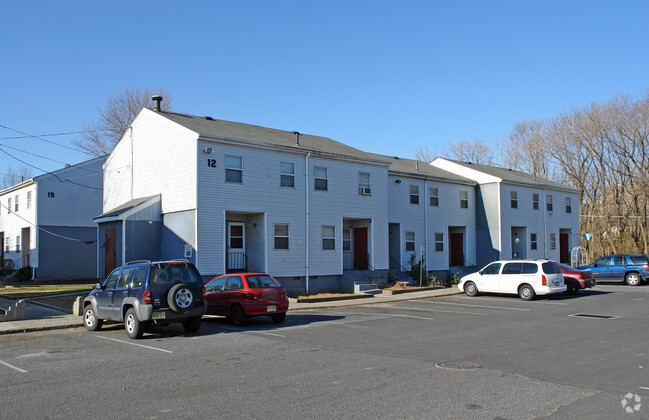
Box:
354, 283, 381, 295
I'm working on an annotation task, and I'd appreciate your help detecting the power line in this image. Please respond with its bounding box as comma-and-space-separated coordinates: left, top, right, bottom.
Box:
0, 124, 82, 151
0, 129, 106, 140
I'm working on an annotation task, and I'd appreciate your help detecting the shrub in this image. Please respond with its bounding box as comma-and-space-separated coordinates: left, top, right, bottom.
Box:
15, 266, 32, 282
409, 253, 429, 286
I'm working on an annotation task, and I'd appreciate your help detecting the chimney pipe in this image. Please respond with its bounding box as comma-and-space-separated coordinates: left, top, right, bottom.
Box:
151, 95, 163, 111
294, 131, 300, 146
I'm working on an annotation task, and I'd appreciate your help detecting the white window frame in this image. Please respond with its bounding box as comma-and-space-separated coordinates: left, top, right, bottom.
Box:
435, 233, 444, 251
27, 191, 31, 209
225, 155, 243, 183
14, 195, 18, 212
322, 225, 335, 250
510, 191, 518, 209
274, 223, 289, 250
546, 195, 553, 212
358, 172, 371, 196
15, 235, 20, 252
530, 233, 537, 250
565, 197, 572, 213
314, 166, 328, 191
460, 191, 468, 209
533, 193, 539, 210
410, 185, 419, 205
550, 233, 556, 249
429, 187, 439, 207
280, 162, 295, 188
7, 197, 11, 214
405, 231, 415, 251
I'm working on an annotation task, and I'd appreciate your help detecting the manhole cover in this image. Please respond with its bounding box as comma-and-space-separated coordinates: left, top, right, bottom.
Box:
569, 313, 616, 319
435, 361, 482, 370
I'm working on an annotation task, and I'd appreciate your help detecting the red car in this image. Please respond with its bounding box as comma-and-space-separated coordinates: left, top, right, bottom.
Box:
559, 264, 596, 293
203, 273, 289, 326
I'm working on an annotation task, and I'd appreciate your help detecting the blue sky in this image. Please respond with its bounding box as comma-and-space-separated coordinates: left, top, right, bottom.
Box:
1, 0, 648, 176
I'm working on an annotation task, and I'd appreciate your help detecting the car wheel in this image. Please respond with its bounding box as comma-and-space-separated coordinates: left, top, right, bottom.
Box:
168, 283, 194, 313
271, 313, 286, 323
230, 305, 247, 326
519, 284, 535, 301
83, 305, 103, 331
464, 281, 479, 297
626, 272, 641, 286
182, 316, 202, 333
125, 308, 144, 339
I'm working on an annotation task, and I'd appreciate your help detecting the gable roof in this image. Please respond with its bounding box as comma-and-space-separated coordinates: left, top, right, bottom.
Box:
435, 158, 577, 191
154, 111, 474, 185
94, 195, 160, 221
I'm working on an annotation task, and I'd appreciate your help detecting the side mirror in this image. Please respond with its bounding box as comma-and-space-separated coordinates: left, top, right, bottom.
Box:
94, 282, 102, 290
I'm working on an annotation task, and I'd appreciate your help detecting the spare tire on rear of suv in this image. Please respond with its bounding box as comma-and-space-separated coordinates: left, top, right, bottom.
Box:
168, 283, 195, 313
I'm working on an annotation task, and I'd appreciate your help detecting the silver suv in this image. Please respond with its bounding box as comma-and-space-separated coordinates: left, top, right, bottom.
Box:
83, 260, 205, 339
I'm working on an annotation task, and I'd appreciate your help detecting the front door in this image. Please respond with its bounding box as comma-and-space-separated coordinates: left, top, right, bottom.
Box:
227, 222, 246, 270
450, 233, 464, 266
104, 228, 116, 278
353, 228, 368, 270
21, 227, 30, 266
560, 233, 570, 263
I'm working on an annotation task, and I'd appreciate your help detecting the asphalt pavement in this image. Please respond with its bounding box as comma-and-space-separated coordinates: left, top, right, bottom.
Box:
0, 287, 462, 335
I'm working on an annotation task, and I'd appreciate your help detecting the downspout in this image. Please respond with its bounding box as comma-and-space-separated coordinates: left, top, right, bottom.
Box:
305, 152, 311, 295
543, 187, 548, 258
424, 178, 429, 272
497, 183, 502, 260
129, 126, 134, 201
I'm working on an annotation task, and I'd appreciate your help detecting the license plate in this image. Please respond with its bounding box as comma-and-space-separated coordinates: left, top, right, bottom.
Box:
153, 311, 165, 320
266, 305, 276, 312
554, 281, 560, 286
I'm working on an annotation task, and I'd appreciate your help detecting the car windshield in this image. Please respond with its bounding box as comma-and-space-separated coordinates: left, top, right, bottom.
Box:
542, 261, 561, 274
151, 263, 202, 286
245, 275, 282, 289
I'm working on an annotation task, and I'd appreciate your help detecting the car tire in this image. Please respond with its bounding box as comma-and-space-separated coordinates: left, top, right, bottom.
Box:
230, 305, 247, 326
464, 281, 479, 297
168, 283, 194, 313
125, 308, 144, 339
625, 272, 641, 286
83, 305, 103, 331
519, 284, 535, 301
182, 316, 202, 333
271, 313, 286, 323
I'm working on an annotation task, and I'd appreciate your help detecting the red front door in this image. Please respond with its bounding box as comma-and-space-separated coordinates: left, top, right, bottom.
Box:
354, 228, 368, 269
450, 233, 464, 266
560, 233, 570, 263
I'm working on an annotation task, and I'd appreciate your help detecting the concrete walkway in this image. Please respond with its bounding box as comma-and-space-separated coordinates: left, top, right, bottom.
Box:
0, 287, 461, 335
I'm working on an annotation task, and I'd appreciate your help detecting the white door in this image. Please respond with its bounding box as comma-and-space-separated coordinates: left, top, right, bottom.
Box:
227, 222, 245, 270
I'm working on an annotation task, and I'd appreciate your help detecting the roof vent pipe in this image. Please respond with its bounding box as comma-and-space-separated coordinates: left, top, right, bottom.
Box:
151, 95, 163, 111
294, 131, 300, 146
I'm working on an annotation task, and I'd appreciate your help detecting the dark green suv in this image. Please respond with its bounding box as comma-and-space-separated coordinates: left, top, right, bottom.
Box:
83, 260, 205, 339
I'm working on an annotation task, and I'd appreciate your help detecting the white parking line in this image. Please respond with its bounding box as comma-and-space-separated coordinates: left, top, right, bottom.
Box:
96, 336, 173, 353
639, 386, 649, 390
410, 300, 531, 311
0, 359, 28, 373
394, 314, 436, 321
451, 296, 568, 306
387, 306, 489, 316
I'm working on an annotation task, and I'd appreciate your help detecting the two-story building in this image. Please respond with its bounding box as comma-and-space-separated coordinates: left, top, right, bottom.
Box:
0, 156, 105, 279
431, 158, 580, 266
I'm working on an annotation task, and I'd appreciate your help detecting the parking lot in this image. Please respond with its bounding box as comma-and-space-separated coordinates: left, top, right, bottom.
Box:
2, 283, 648, 418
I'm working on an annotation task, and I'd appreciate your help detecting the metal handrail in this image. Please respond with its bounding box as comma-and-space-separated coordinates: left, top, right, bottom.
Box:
389, 257, 411, 283
358, 263, 380, 287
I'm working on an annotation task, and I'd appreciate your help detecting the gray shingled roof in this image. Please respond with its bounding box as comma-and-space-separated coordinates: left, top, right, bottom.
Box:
157, 111, 474, 185
94, 195, 159, 220
441, 159, 576, 191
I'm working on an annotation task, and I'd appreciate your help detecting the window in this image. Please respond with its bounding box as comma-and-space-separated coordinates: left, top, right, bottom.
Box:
130, 267, 147, 288
530, 233, 537, 250
429, 187, 439, 207
503, 263, 522, 274
322, 226, 335, 250
533, 193, 539, 210
27, 191, 31, 209
521, 263, 538, 274
510, 191, 518, 208
546, 194, 553, 212
225, 276, 244, 291
405, 231, 415, 251
358, 172, 371, 195
343, 229, 351, 251
7, 197, 11, 213
225, 155, 242, 183
435, 233, 444, 251
410, 185, 419, 204
460, 191, 468, 209
482, 263, 501, 275
15, 235, 20, 252
565, 197, 571, 213
314, 166, 328, 191
274, 224, 289, 249
14, 195, 18, 212
5, 237, 9, 252
280, 162, 295, 188
550, 233, 556, 249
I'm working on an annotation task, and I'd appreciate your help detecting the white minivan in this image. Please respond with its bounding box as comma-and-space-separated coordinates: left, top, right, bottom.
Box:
458, 259, 566, 300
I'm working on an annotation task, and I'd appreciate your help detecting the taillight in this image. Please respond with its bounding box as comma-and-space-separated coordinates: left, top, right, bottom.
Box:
280, 292, 286, 299
244, 293, 258, 300
541, 275, 547, 286
142, 289, 152, 304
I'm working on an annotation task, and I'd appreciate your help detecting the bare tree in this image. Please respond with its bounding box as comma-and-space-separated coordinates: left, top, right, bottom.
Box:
2, 166, 33, 189
413, 139, 494, 164
74, 87, 173, 157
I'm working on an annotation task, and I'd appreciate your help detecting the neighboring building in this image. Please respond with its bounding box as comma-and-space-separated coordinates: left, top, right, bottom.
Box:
0, 157, 105, 279
431, 158, 580, 266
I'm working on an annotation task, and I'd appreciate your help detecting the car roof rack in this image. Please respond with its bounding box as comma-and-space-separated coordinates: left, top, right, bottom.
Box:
126, 260, 152, 265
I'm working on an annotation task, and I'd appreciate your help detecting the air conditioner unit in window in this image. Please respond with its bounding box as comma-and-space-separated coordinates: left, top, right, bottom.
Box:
359, 187, 371, 195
